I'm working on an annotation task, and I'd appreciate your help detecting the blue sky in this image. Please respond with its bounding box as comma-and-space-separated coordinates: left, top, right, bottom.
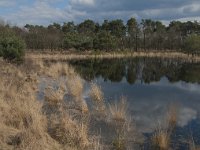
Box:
0, 0, 200, 26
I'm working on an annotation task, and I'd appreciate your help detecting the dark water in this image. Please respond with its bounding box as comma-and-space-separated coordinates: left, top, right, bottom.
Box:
68, 57, 200, 149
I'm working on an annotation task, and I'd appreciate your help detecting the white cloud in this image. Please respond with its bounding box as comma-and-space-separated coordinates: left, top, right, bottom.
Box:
151, 77, 200, 94
181, 2, 200, 13
2, 0, 89, 26
177, 16, 200, 22
70, 0, 95, 6
4, 1, 71, 26
178, 107, 197, 127
1, 0, 200, 26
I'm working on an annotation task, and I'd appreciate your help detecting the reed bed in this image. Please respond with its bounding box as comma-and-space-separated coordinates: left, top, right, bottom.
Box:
0, 59, 91, 149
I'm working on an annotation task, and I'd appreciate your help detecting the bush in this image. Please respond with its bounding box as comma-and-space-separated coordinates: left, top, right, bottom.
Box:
93, 31, 118, 50
0, 36, 25, 61
183, 34, 200, 54
63, 33, 93, 50
63, 33, 81, 49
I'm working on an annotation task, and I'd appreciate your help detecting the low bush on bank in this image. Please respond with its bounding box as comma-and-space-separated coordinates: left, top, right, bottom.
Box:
0, 26, 25, 61
0, 36, 25, 61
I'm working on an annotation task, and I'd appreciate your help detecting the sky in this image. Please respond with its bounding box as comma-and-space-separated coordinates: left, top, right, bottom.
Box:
0, 0, 200, 26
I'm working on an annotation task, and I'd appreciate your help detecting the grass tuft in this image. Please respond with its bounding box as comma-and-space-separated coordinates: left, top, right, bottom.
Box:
167, 104, 178, 129
108, 96, 128, 122
89, 83, 104, 103
89, 83, 105, 112
152, 125, 171, 150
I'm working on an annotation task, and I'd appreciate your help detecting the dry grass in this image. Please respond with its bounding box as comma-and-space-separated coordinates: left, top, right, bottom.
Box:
0, 59, 92, 150
167, 104, 178, 129
66, 75, 88, 113
44, 87, 64, 107
67, 75, 83, 98
152, 126, 171, 150
108, 97, 128, 122
0, 68, 61, 149
151, 104, 178, 150
90, 136, 104, 150
45, 62, 76, 78
43, 62, 88, 113
89, 83, 104, 103
26, 51, 200, 63
1, 54, 198, 149
107, 97, 135, 150
43, 80, 89, 149
89, 83, 105, 112
48, 115, 89, 149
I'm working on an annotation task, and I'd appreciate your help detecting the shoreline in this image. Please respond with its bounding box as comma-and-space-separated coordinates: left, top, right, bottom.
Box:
26, 51, 200, 62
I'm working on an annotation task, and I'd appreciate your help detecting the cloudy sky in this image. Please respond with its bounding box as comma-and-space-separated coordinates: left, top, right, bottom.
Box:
0, 0, 200, 26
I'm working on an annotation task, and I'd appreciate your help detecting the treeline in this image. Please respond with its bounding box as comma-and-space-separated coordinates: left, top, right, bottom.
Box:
1, 18, 200, 58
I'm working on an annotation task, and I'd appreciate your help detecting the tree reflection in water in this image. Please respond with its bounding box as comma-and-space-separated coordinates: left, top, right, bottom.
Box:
68, 57, 200, 84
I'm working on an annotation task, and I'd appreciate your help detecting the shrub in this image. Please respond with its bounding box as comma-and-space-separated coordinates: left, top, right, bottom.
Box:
63, 33, 93, 50
93, 31, 118, 51
0, 36, 25, 61
183, 34, 200, 54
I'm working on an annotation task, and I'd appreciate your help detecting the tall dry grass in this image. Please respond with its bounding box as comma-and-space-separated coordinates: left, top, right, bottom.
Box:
152, 125, 171, 150
89, 83, 105, 112
45, 62, 75, 78
0, 59, 93, 150
151, 104, 178, 150
167, 104, 178, 129
0, 61, 61, 150
26, 51, 200, 63
2, 58, 182, 150
107, 97, 134, 150
108, 97, 128, 122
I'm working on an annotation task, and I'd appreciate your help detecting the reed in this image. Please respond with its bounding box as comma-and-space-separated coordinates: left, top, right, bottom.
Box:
151, 104, 178, 150
152, 125, 171, 150
45, 62, 76, 78
167, 104, 178, 129
108, 97, 128, 122
89, 83, 105, 112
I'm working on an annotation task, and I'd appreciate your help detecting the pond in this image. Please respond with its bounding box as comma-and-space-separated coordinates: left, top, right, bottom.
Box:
68, 57, 200, 149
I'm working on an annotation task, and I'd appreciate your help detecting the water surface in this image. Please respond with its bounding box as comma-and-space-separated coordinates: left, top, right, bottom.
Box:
68, 57, 200, 149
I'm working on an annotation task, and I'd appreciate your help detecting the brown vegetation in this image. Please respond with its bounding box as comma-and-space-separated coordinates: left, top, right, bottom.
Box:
26, 51, 200, 63
151, 105, 178, 150
152, 125, 171, 150
1, 56, 191, 150
0, 57, 136, 149
89, 83, 105, 112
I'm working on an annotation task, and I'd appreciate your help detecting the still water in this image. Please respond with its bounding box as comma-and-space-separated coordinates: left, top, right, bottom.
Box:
68, 57, 200, 149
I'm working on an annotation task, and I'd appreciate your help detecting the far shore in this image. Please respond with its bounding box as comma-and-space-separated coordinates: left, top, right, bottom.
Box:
26, 50, 200, 62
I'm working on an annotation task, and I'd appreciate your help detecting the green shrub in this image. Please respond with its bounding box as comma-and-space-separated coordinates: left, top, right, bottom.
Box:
183, 34, 200, 54
63, 33, 93, 50
0, 36, 25, 61
93, 31, 118, 51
